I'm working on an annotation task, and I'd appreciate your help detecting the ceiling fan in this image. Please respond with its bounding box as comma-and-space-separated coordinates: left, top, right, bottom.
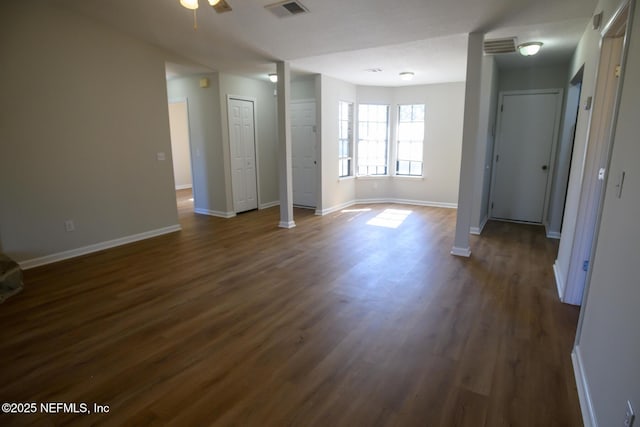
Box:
180, 0, 232, 29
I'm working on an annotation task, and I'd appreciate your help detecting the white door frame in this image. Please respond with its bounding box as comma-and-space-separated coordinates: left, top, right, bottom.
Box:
168, 97, 196, 204
226, 95, 260, 212
565, 1, 633, 308
489, 89, 564, 224
291, 98, 317, 208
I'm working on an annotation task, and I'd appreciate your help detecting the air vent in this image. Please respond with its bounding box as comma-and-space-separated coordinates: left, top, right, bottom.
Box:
265, 0, 309, 18
483, 37, 517, 54
212, 0, 232, 13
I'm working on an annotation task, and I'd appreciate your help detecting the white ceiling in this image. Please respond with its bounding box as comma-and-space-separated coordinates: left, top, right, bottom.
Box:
53, 0, 598, 86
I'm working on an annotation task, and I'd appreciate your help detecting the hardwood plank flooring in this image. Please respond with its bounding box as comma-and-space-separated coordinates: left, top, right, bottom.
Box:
0, 190, 582, 426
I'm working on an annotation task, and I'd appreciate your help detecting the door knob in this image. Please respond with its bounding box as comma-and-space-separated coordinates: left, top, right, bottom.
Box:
541, 165, 548, 171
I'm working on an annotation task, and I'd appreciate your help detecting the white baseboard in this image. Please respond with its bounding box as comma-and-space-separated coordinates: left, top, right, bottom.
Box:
572, 347, 598, 427
450, 246, 472, 257
278, 220, 296, 229
545, 223, 562, 239
315, 200, 356, 216
194, 208, 236, 218
470, 216, 489, 235
553, 260, 565, 302
175, 184, 192, 190
259, 200, 280, 210
355, 198, 457, 209
316, 198, 457, 216
19, 224, 182, 270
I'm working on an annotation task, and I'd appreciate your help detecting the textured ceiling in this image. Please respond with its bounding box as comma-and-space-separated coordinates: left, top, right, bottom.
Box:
53, 0, 598, 85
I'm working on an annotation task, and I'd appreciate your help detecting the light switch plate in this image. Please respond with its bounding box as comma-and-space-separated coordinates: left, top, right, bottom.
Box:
157, 152, 166, 161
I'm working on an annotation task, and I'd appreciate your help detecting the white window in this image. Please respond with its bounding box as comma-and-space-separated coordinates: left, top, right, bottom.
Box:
396, 104, 425, 176
338, 101, 354, 178
357, 104, 389, 176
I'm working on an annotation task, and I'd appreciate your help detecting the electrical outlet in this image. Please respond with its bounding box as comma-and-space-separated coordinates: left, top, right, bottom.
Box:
64, 220, 75, 232
625, 400, 635, 427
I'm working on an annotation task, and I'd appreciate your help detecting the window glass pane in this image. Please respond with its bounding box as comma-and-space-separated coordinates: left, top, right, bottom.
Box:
339, 101, 354, 177
396, 104, 425, 176
357, 104, 389, 176
413, 104, 425, 121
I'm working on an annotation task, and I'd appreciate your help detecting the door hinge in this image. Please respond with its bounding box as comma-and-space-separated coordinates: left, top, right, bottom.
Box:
496, 154, 500, 162
501, 104, 504, 112
583, 260, 589, 272
615, 64, 621, 78
312, 125, 317, 133
491, 202, 494, 209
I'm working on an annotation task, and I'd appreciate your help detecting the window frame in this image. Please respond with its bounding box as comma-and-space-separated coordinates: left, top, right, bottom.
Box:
395, 103, 425, 177
356, 103, 390, 177
338, 101, 354, 178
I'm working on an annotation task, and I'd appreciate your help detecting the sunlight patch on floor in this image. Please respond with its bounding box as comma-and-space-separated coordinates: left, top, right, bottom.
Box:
366, 209, 412, 229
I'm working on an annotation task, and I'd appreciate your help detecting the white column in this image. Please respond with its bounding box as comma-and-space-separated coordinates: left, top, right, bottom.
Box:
277, 61, 295, 228
451, 32, 483, 257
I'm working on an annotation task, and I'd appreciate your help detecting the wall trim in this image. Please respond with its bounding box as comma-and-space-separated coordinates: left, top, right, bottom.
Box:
18, 224, 182, 270
194, 208, 236, 218
278, 220, 296, 229
354, 198, 458, 209
315, 200, 356, 216
450, 246, 472, 257
553, 260, 566, 302
545, 222, 562, 239
572, 346, 598, 427
470, 215, 489, 235
259, 200, 280, 210
175, 184, 193, 190
315, 198, 458, 216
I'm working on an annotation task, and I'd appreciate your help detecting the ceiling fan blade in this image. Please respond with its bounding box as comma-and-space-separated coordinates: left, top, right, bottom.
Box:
212, 0, 232, 13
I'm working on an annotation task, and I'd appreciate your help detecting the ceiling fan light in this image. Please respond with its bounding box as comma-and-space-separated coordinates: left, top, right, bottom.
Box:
268, 73, 278, 83
518, 42, 543, 56
180, 0, 199, 10
399, 72, 414, 81
208, 0, 221, 5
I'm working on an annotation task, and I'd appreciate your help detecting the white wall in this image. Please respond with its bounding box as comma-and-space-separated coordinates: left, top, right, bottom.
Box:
574, 1, 640, 426
218, 74, 279, 208
470, 56, 499, 233
292, 75, 317, 100
0, 3, 179, 265
166, 75, 228, 215
355, 83, 465, 207
168, 101, 193, 190
318, 75, 357, 213
498, 64, 570, 92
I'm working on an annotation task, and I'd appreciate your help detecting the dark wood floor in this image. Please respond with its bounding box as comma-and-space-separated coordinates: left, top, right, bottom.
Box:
0, 189, 582, 426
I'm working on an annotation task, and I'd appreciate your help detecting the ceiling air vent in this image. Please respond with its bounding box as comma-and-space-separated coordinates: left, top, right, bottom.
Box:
483, 37, 517, 55
265, 0, 309, 18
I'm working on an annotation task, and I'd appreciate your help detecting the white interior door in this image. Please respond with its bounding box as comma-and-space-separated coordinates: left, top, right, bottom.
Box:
291, 101, 317, 208
228, 98, 258, 213
490, 91, 560, 223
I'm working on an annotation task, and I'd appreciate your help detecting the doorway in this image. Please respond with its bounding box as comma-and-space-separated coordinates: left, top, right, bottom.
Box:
291, 100, 317, 208
490, 90, 563, 223
227, 97, 258, 213
168, 99, 195, 215
563, 13, 628, 306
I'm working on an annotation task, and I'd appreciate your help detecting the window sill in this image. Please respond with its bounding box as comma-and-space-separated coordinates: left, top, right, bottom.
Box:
393, 175, 425, 181
356, 175, 390, 180
338, 175, 355, 181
